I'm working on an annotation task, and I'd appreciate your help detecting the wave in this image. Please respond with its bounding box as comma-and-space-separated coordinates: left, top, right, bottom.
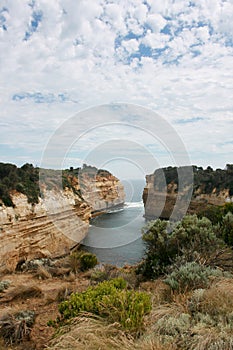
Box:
125, 201, 144, 208
106, 208, 125, 214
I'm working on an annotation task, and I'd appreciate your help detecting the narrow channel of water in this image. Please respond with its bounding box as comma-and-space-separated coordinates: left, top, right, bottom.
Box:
82, 179, 147, 266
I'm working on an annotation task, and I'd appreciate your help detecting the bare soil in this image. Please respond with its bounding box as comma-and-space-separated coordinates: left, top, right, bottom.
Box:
0, 272, 90, 350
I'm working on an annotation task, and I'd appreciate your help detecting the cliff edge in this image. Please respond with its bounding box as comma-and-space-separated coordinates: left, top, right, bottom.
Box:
0, 163, 125, 272
143, 165, 233, 220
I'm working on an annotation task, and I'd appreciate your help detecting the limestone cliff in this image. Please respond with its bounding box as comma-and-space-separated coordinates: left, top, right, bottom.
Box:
79, 170, 125, 214
0, 165, 125, 272
143, 165, 233, 220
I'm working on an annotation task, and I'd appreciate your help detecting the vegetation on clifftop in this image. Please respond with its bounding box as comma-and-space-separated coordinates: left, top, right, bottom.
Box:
0, 163, 39, 206
152, 164, 233, 195
0, 162, 112, 207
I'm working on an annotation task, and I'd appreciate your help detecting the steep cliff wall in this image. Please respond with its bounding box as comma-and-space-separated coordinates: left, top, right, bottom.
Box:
80, 172, 125, 214
0, 165, 125, 272
143, 165, 233, 220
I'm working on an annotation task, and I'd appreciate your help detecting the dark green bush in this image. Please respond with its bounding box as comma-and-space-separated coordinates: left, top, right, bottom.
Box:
69, 251, 98, 273
0, 163, 39, 206
197, 203, 233, 246
58, 277, 151, 335
79, 252, 98, 271
221, 212, 233, 246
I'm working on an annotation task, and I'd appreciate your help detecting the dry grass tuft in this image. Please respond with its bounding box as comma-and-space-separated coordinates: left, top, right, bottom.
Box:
46, 314, 172, 350
5, 284, 43, 301
63, 272, 76, 282
34, 266, 52, 280
188, 327, 233, 350
48, 266, 71, 277
56, 286, 72, 302
0, 311, 35, 345
190, 278, 233, 317
140, 280, 172, 305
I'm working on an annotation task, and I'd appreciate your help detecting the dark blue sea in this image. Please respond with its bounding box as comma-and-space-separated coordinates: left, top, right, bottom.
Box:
82, 179, 146, 266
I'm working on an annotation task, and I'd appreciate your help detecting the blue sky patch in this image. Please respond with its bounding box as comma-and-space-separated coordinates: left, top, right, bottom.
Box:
12, 92, 70, 104
24, 10, 43, 40
175, 117, 204, 124
0, 7, 8, 31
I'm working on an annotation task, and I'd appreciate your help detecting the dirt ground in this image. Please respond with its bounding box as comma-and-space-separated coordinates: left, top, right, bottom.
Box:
0, 272, 90, 350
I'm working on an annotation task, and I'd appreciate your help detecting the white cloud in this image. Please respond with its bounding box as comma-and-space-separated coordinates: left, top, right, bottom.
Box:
146, 13, 167, 33
0, 0, 232, 175
121, 38, 139, 54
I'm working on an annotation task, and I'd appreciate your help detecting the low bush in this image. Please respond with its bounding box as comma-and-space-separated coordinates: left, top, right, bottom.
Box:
139, 215, 225, 279
58, 278, 151, 335
0, 280, 11, 293
155, 312, 191, 337
220, 212, 233, 246
164, 262, 228, 292
69, 251, 98, 273
79, 252, 98, 271
90, 270, 108, 284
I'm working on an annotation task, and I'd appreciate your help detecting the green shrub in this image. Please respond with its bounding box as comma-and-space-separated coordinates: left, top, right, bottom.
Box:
140, 215, 225, 279
58, 277, 151, 335
197, 203, 233, 247
220, 212, 233, 246
79, 252, 98, 271
164, 262, 226, 292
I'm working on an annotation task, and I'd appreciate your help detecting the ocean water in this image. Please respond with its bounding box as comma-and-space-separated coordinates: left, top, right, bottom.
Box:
82, 179, 147, 266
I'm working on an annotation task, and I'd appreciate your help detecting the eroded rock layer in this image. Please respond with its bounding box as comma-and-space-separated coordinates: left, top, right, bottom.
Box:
0, 166, 125, 272
143, 165, 233, 220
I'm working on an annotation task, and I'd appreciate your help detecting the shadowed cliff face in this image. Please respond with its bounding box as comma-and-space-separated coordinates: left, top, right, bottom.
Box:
143, 165, 233, 220
0, 166, 125, 272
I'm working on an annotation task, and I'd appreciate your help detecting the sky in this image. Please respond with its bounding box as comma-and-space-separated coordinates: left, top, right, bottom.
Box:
0, 0, 233, 179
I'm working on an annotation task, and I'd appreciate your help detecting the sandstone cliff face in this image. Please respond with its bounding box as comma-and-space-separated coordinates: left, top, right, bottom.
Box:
0, 169, 125, 272
80, 173, 125, 213
143, 171, 231, 220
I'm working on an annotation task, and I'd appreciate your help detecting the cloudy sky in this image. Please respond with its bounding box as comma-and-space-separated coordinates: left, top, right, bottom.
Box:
0, 0, 233, 179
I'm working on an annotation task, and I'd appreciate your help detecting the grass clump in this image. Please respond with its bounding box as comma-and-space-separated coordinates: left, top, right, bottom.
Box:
47, 314, 172, 350
90, 265, 138, 288
0, 310, 35, 345
189, 278, 233, 319
34, 266, 52, 280
58, 277, 151, 335
5, 284, 43, 301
